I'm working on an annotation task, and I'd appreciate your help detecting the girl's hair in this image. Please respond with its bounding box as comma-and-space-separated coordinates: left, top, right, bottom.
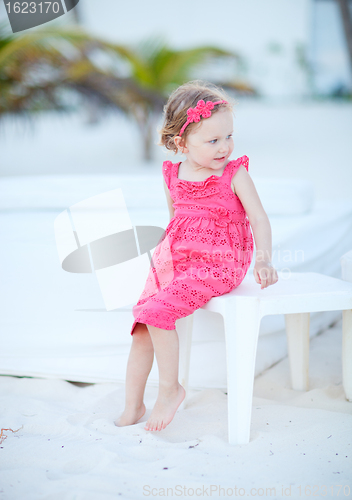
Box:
159, 80, 234, 154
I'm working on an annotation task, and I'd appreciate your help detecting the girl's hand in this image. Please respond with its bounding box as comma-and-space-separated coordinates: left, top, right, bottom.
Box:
253, 261, 279, 290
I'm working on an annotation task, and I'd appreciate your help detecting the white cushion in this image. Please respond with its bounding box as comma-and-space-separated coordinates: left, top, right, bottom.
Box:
251, 177, 314, 216
341, 250, 352, 283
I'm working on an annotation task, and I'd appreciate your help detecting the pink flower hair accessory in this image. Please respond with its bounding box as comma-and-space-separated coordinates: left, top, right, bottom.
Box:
179, 99, 228, 137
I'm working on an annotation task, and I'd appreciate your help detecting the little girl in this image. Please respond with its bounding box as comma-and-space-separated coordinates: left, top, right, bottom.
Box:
115, 80, 278, 432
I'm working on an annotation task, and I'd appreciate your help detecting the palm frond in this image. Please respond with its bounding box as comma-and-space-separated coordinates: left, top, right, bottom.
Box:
0, 23, 256, 161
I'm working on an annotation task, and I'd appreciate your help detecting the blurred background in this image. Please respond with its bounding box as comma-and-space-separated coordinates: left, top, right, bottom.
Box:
0, 0, 352, 385
0, 0, 352, 199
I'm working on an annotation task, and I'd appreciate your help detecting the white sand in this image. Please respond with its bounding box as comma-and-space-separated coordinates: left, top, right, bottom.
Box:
0, 318, 351, 500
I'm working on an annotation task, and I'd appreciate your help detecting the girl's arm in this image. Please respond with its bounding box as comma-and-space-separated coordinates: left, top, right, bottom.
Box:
232, 165, 279, 289
163, 179, 175, 221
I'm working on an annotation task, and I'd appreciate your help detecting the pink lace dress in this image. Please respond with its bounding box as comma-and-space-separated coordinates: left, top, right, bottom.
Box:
130, 155, 254, 335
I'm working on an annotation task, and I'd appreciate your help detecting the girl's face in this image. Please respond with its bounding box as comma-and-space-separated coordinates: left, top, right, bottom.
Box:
182, 108, 234, 171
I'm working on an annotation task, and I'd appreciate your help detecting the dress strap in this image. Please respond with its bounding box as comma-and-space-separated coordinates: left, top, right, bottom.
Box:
225, 155, 249, 180
233, 155, 249, 173
162, 161, 175, 189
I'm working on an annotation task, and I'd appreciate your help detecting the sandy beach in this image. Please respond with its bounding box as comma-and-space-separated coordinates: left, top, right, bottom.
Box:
0, 316, 351, 499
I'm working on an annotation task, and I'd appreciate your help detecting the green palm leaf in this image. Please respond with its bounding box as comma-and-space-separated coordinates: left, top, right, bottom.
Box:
0, 23, 254, 161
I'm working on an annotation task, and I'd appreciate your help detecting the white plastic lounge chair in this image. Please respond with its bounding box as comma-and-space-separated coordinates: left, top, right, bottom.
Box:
177, 265, 352, 445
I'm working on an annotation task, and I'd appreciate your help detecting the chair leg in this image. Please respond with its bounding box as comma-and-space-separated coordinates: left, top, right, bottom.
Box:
177, 314, 194, 410
342, 309, 352, 402
285, 313, 310, 391
222, 298, 261, 445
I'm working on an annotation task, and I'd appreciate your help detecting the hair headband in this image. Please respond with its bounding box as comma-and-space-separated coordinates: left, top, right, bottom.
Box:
179, 99, 228, 137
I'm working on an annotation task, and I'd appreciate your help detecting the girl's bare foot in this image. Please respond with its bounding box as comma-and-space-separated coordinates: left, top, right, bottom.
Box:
144, 383, 185, 431
115, 402, 146, 427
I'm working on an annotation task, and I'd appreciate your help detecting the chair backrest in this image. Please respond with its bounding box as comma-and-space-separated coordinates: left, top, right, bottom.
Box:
340, 250, 352, 283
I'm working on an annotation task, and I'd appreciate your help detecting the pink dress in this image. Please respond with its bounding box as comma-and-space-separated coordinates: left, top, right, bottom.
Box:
130, 155, 254, 335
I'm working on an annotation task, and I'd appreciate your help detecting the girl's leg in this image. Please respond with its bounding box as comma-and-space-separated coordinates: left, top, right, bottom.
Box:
115, 322, 154, 426
144, 325, 185, 432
